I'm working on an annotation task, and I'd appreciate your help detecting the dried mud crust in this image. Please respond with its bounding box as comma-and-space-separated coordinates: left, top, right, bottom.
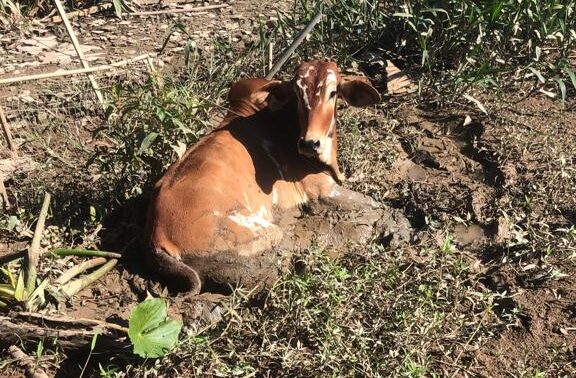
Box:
381, 94, 576, 376
61, 196, 412, 327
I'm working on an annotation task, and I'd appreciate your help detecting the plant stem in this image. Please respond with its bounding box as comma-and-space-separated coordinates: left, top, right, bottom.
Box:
60, 259, 118, 297
54, 257, 107, 285
26, 192, 51, 298
51, 248, 122, 259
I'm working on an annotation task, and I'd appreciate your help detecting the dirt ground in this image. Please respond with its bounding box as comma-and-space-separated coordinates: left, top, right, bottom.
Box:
388, 95, 576, 376
1, 0, 575, 377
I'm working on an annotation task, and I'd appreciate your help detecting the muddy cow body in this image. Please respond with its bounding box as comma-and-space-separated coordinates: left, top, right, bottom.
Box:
145, 60, 382, 293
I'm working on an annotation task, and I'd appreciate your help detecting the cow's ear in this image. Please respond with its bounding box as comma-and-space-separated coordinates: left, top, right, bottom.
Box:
338, 76, 381, 107
254, 80, 294, 110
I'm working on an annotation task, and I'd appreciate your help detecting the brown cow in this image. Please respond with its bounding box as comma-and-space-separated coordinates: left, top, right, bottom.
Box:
145, 60, 382, 293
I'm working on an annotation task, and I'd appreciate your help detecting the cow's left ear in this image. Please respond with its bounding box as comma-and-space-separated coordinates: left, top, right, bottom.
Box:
254, 80, 295, 110
338, 76, 381, 107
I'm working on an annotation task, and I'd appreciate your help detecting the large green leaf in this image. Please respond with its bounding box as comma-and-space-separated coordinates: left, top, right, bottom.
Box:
128, 298, 182, 358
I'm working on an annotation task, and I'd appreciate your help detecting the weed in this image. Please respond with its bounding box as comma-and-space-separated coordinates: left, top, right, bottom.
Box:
273, 0, 576, 101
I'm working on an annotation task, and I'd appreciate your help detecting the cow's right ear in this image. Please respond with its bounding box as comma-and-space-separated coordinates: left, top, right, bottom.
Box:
254, 80, 294, 110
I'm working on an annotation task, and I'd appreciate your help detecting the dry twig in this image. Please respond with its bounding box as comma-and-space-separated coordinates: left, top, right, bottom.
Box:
60, 258, 118, 297
54, 257, 107, 285
53, 0, 105, 108
265, 12, 323, 80
0, 54, 151, 85
52, 248, 122, 259
0, 175, 10, 209
49, 3, 113, 23
128, 4, 227, 16
0, 107, 18, 157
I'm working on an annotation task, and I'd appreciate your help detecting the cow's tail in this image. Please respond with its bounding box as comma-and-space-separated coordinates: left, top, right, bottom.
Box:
148, 248, 202, 294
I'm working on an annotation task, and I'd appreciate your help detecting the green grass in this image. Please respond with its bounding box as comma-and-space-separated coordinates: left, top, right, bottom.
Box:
118, 244, 514, 377
272, 0, 576, 102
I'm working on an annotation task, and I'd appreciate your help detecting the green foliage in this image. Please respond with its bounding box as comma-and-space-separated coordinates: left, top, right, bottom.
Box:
95, 21, 275, 201
0, 262, 35, 308
164, 244, 512, 376
95, 75, 210, 199
274, 0, 576, 98
128, 298, 182, 358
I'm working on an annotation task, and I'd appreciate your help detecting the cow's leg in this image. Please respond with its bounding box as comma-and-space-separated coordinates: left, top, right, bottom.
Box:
306, 183, 412, 249
317, 184, 380, 212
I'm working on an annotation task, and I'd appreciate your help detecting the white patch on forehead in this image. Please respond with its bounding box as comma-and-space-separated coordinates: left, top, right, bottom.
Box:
301, 65, 315, 78
296, 78, 311, 110
271, 188, 278, 205
315, 82, 324, 98
325, 69, 337, 84
228, 206, 272, 233
323, 70, 338, 103
213, 210, 221, 216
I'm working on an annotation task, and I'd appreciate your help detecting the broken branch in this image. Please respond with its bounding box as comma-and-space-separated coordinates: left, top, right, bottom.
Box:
51, 248, 122, 259
0, 54, 151, 85
265, 12, 323, 80
6, 345, 50, 378
0, 315, 128, 352
54, 257, 107, 285
0, 106, 18, 157
60, 258, 118, 297
128, 3, 227, 16
15, 311, 129, 334
53, 0, 105, 109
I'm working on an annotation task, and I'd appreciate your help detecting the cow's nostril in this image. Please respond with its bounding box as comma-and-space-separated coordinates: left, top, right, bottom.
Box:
298, 138, 322, 154
298, 138, 320, 154
311, 139, 321, 151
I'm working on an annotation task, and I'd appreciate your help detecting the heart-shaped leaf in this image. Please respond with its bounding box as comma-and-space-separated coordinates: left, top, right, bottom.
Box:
128, 298, 182, 358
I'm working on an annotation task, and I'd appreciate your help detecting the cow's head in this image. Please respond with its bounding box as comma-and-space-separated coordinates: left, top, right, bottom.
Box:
258, 60, 381, 182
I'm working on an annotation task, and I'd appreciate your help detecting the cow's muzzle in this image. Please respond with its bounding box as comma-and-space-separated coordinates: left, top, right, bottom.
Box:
298, 138, 321, 157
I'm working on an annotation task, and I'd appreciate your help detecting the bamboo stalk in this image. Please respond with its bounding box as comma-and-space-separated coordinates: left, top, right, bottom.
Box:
128, 4, 227, 16
53, 0, 105, 109
265, 12, 323, 80
52, 248, 122, 259
60, 258, 118, 297
0, 107, 18, 157
25, 193, 51, 297
16, 311, 129, 333
0, 54, 150, 85
54, 257, 107, 285
50, 3, 113, 23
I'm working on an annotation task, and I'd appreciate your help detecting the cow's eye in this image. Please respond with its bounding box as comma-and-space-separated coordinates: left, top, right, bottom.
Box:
329, 91, 337, 100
